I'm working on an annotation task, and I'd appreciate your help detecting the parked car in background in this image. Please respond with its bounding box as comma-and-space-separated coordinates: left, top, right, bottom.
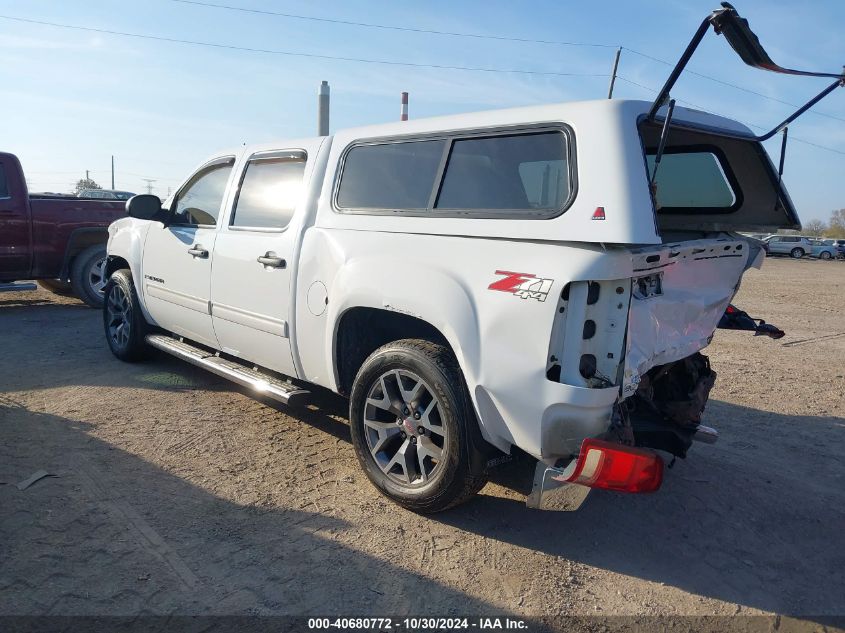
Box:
0, 152, 127, 307
825, 238, 845, 258
78, 189, 136, 201
809, 239, 837, 260
763, 235, 814, 258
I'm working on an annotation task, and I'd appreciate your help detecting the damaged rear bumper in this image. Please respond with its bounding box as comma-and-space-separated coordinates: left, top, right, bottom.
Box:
527, 462, 592, 511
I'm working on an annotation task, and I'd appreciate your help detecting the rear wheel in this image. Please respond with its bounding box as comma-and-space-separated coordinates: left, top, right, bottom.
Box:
70, 244, 108, 308
37, 279, 74, 296
790, 247, 805, 259
820, 251, 832, 260
349, 339, 487, 513
103, 269, 149, 362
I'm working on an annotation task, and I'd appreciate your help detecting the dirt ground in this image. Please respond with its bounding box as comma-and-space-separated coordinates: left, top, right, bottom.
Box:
1, 258, 843, 627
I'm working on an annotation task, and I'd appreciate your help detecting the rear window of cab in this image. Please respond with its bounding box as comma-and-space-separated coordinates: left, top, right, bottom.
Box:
334, 127, 576, 219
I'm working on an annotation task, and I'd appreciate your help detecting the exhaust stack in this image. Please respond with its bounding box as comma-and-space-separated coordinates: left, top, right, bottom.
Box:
317, 80, 330, 136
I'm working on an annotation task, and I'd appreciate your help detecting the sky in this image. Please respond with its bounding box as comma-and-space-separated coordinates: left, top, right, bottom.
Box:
1, 0, 844, 223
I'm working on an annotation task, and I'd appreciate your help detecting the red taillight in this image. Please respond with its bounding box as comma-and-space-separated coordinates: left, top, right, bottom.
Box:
562, 438, 663, 493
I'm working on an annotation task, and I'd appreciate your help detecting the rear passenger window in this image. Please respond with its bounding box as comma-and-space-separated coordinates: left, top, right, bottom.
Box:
231, 155, 306, 229
337, 140, 445, 210
436, 132, 570, 211
0, 163, 8, 197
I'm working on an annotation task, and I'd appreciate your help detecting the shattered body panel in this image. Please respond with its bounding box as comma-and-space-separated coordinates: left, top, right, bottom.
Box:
622, 238, 751, 398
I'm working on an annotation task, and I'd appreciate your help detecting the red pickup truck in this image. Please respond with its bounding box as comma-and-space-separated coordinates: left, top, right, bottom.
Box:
0, 151, 127, 307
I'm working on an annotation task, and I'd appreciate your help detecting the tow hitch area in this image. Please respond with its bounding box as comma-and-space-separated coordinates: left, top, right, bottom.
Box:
527, 439, 663, 511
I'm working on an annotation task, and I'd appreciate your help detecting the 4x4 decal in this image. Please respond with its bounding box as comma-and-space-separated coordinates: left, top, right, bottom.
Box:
488, 271, 554, 302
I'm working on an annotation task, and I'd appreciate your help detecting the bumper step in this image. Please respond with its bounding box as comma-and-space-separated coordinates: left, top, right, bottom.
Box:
145, 334, 309, 406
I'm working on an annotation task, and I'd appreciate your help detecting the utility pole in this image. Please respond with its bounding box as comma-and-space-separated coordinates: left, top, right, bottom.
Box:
607, 47, 622, 99
317, 80, 330, 136
142, 178, 156, 195
400, 92, 409, 121
86, 170, 90, 181
111, 155, 115, 189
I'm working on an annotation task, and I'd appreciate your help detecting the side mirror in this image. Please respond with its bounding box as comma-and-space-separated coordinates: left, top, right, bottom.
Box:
126, 194, 168, 222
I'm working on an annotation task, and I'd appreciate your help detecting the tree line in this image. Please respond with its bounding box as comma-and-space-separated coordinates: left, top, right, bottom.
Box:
801, 209, 845, 238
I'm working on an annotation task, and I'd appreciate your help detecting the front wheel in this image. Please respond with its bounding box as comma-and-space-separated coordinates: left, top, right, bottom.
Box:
103, 269, 149, 362
790, 248, 805, 259
70, 244, 108, 308
820, 251, 832, 260
349, 339, 487, 513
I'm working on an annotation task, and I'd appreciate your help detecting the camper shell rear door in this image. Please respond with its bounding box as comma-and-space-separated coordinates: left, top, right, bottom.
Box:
640, 117, 800, 234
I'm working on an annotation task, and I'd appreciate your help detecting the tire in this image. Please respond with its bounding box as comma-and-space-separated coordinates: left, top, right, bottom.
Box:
820, 251, 832, 260
70, 244, 108, 308
37, 279, 74, 296
102, 269, 149, 362
790, 248, 805, 259
349, 339, 488, 513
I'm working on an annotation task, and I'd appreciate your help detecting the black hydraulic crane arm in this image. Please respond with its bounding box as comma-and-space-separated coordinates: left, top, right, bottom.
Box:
646, 2, 845, 141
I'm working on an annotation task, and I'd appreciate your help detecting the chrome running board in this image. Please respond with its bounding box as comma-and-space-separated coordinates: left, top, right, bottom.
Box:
145, 334, 309, 406
0, 282, 37, 293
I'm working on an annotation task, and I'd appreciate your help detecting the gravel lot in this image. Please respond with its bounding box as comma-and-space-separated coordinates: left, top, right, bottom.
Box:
1, 258, 843, 627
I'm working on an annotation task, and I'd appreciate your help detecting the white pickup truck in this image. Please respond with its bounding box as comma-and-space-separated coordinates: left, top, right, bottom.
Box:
103, 94, 804, 512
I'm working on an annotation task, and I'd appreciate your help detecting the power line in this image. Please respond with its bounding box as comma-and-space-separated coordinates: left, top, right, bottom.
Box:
170, 0, 618, 49
0, 14, 609, 78
4, 12, 841, 156
172, 0, 845, 124
616, 75, 845, 156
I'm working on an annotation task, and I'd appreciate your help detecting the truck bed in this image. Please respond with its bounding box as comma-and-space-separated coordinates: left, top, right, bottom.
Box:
27, 196, 125, 278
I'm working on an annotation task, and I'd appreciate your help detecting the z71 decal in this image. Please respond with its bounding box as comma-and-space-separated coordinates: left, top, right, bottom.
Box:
488, 271, 554, 302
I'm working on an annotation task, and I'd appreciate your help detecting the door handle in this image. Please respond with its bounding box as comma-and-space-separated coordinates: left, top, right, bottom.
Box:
257, 251, 286, 268
188, 244, 208, 258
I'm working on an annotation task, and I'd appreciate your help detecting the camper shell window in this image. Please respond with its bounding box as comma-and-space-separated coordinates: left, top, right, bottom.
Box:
639, 120, 800, 233
646, 145, 742, 214
334, 126, 576, 219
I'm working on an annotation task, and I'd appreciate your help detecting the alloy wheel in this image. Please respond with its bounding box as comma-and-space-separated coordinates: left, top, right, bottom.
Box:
363, 369, 447, 487
106, 285, 131, 349
88, 257, 108, 295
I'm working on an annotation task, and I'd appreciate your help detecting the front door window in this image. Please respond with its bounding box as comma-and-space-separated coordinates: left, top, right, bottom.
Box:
172, 159, 234, 226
